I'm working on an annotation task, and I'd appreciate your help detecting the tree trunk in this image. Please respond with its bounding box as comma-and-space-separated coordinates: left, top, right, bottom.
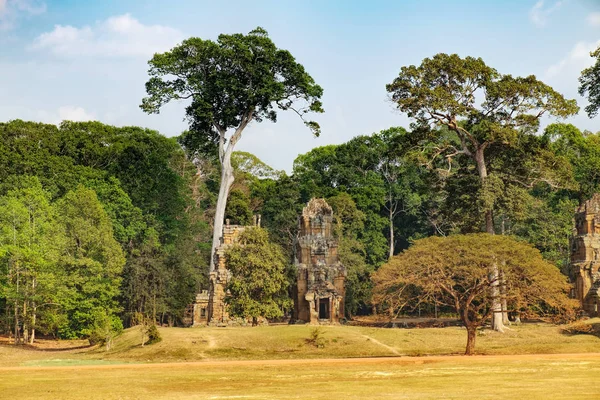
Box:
460, 309, 477, 355
500, 267, 509, 325
13, 301, 19, 345
499, 221, 509, 325
252, 316, 258, 327
30, 278, 36, 344
388, 200, 394, 259
14, 262, 19, 345
209, 147, 236, 271
474, 148, 494, 235
465, 326, 476, 355
475, 147, 505, 332
22, 301, 28, 345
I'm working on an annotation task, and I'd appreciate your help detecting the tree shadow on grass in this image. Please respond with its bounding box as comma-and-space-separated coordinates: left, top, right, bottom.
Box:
560, 320, 600, 339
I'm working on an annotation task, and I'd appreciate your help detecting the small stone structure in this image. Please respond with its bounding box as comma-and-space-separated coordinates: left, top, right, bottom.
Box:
192, 290, 210, 326
192, 216, 261, 326
572, 194, 600, 316
292, 198, 346, 324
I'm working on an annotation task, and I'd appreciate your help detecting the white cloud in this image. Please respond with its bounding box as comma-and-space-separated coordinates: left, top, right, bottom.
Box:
587, 12, 600, 27
32, 14, 185, 57
0, 0, 45, 30
545, 40, 600, 79
529, 1, 564, 27
37, 106, 96, 125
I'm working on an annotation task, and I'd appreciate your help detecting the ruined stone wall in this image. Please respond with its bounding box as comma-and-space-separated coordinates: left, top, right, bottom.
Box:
192, 290, 210, 326
572, 194, 600, 316
192, 218, 260, 326
293, 198, 346, 324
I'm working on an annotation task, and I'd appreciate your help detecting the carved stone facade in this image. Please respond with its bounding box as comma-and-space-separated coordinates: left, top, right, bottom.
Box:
192, 216, 260, 326
572, 194, 600, 316
192, 290, 210, 326
293, 198, 346, 324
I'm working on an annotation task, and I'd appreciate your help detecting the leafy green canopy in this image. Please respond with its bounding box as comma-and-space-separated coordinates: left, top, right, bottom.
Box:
579, 47, 600, 118
57, 186, 126, 338
387, 53, 577, 139
373, 234, 575, 354
224, 227, 291, 323
0, 120, 209, 330
142, 26, 324, 154
386, 53, 578, 236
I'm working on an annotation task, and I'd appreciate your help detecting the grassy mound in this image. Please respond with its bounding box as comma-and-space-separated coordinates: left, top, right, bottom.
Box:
2, 320, 600, 367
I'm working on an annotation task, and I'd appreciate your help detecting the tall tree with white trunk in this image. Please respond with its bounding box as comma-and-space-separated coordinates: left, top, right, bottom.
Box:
141, 27, 323, 271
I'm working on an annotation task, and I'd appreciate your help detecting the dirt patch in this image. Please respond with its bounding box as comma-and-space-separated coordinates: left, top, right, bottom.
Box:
0, 335, 91, 352
3, 352, 600, 372
348, 317, 462, 328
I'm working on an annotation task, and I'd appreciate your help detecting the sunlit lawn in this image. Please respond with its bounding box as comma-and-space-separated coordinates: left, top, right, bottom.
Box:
2, 321, 600, 367
2, 354, 600, 399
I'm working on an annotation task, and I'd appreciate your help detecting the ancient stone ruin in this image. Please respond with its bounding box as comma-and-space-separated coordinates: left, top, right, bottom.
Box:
292, 198, 346, 324
191, 198, 347, 326
192, 216, 261, 326
572, 194, 600, 316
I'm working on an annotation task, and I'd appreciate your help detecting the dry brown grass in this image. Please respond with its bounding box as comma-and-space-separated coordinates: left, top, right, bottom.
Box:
2, 354, 600, 399
3, 322, 600, 399
3, 320, 600, 367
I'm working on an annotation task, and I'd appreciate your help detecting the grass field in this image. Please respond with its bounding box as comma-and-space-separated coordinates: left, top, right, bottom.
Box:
2, 321, 600, 366
2, 321, 600, 399
2, 354, 600, 399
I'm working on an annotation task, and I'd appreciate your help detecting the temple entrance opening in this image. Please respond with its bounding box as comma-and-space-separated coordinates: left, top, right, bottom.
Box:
319, 299, 330, 319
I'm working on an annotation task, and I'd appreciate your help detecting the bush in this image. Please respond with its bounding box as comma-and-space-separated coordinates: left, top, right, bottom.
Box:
145, 324, 162, 345
88, 314, 123, 350
307, 327, 326, 348
562, 321, 595, 335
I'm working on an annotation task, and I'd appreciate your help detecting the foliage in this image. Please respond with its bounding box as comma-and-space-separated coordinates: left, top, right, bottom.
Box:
579, 46, 600, 118
142, 27, 324, 272
141, 27, 324, 140
0, 120, 209, 334
327, 193, 373, 317
88, 312, 123, 350
561, 321, 596, 335
293, 128, 432, 267
307, 327, 326, 348
57, 186, 126, 338
0, 177, 63, 343
224, 227, 292, 324
145, 324, 162, 345
225, 189, 253, 226
386, 53, 578, 234
373, 234, 575, 354
251, 174, 303, 253
232, 151, 283, 180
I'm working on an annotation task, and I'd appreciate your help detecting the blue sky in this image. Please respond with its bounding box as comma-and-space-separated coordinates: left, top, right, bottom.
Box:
1, 0, 600, 172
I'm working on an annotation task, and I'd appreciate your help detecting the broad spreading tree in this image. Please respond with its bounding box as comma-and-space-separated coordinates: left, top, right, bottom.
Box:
224, 227, 291, 325
386, 53, 578, 331
372, 234, 575, 355
141, 27, 324, 271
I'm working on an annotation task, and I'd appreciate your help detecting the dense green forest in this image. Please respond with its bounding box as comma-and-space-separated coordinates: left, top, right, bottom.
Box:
0, 116, 598, 341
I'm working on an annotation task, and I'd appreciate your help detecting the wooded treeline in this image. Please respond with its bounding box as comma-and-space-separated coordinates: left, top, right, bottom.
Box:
0, 120, 211, 343
0, 115, 596, 342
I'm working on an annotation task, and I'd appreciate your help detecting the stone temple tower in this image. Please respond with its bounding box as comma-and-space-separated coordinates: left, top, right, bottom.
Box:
572, 194, 600, 316
293, 198, 346, 324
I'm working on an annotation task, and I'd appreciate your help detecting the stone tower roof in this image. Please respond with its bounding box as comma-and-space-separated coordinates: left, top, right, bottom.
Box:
302, 198, 333, 218
577, 193, 600, 214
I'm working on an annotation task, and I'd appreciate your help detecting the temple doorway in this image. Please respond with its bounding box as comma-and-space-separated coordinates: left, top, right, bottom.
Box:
319, 298, 330, 319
